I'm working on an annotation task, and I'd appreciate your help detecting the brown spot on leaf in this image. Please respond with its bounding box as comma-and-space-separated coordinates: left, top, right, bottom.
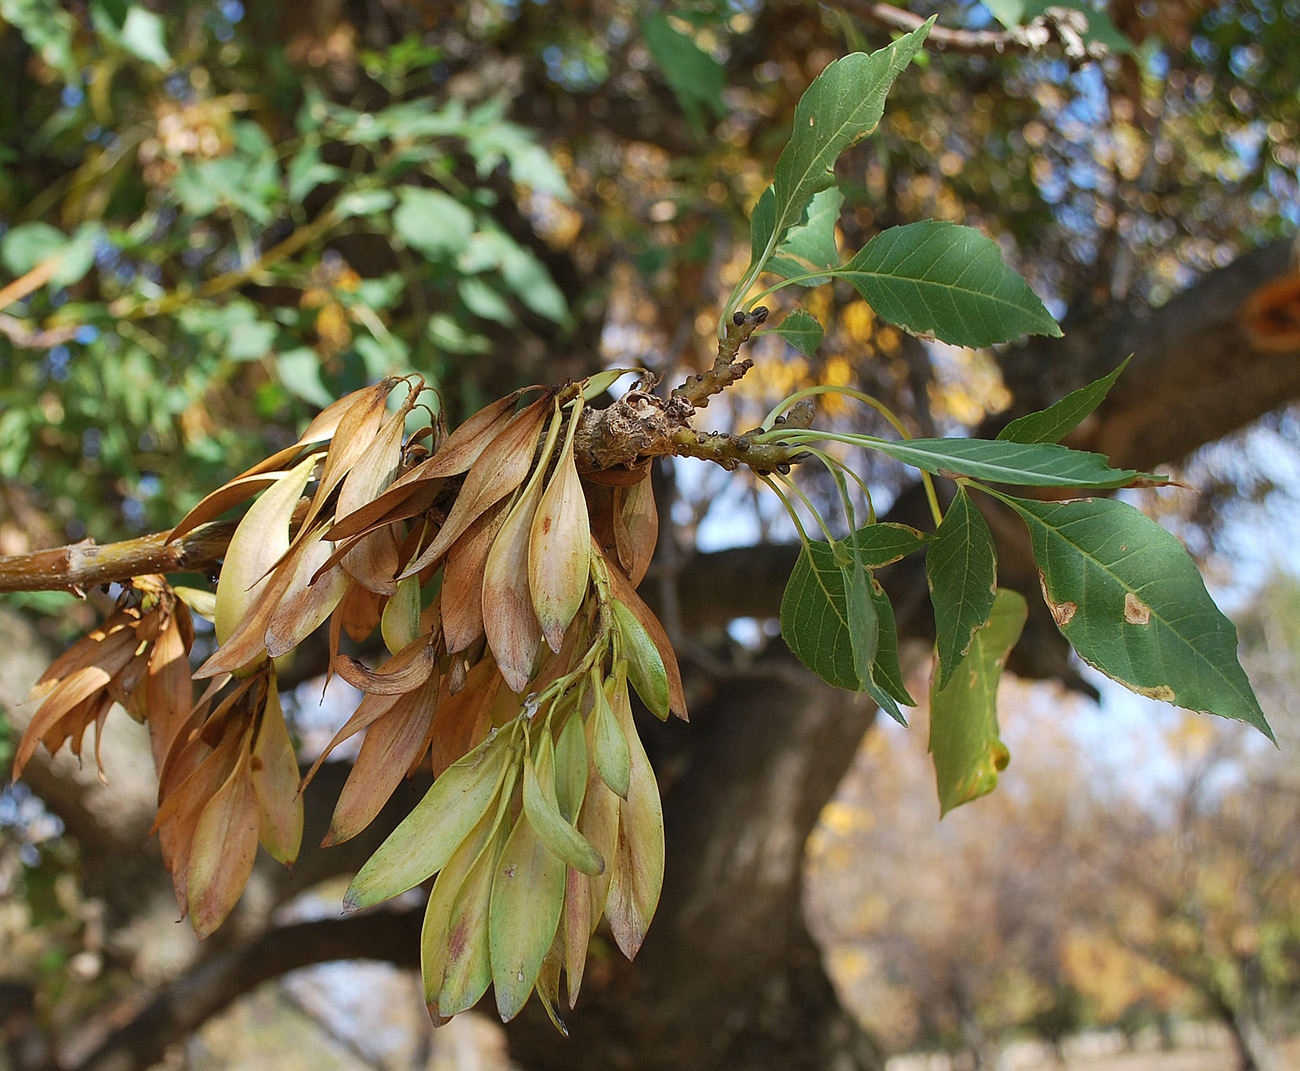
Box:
1132, 683, 1176, 702
1038, 570, 1076, 627
1124, 592, 1151, 625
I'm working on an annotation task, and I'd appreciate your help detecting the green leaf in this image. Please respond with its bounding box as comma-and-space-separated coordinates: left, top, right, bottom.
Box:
929, 588, 1026, 816
394, 187, 475, 259
771, 310, 824, 356
120, 6, 170, 66
767, 21, 932, 261
1, 0, 78, 82
845, 557, 879, 691
459, 109, 572, 199
780, 523, 928, 714
496, 241, 570, 326
426, 314, 490, 355
1000, 495, 1273, 740
642, 12, 725, 131
459, 228, 570, 327
335, 188, 395, 219
459, 277, 517, 327
983, 0, 1024, 27
999, 357, 1131, 444
865, 436, 1144, 488
276, 349, 335, 408
927, 487, 998, 689
768, 187, 844, 285
868, 577, 913, 715
287, 146, 343, 204
2, 222, 67, 276
51, 225, 102, 287
838, 221, 1061, 347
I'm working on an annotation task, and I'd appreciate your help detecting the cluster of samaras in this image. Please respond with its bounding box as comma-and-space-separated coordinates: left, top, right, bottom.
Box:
15, 373, 686, 1028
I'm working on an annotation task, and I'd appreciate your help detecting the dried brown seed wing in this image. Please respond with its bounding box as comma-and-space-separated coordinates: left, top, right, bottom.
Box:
199, 524, 313, 679
326, 475, 440, 544
12, 628, 139, 779
325, 673, 439, 846
529, 443, 591, 654
298, 688, 405, 792
33, 610, 135, 689
336, 582, 384, 643
249, 683, 303, 866
603, 666, 664, 961
483, 476, 546, 694
401, 392, 553, 579
335, 403, 409, 520
168, 469, 309, 545
299, 379, 397, 534
163, 722, 249, 914
331, 635, 437, 695
212, 455, 318, 650
442, 499, 509, 655
298, 381, 395, 447
613, 477, 658, 587
265, 528, 351, 658
428, 656, 502, 777
416, 389, 528, 479
339, 524, 401, 596
144, 614, 193, 770
187, 741, 260, 938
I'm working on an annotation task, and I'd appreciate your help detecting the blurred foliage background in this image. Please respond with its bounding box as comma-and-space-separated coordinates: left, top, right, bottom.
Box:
2, 1, 1300, 1069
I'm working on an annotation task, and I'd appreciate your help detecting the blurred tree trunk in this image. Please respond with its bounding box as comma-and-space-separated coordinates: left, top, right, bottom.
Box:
1213, 987, 1281, 1071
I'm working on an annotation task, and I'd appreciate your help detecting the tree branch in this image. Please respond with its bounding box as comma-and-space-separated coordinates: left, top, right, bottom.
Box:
0, 522, 235, 594
70, 911, 423, 1071
840, 1, 1112, 61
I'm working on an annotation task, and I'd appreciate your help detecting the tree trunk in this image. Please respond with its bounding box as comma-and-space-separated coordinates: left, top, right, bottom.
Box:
504, 658, 886, 1071
1218, 994, 1280, 1071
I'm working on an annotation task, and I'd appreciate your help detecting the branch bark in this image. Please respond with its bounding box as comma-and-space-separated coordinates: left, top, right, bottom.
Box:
0, 522, 234, 594
68, 911, 423, 1071
840, 1, 1113, 60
